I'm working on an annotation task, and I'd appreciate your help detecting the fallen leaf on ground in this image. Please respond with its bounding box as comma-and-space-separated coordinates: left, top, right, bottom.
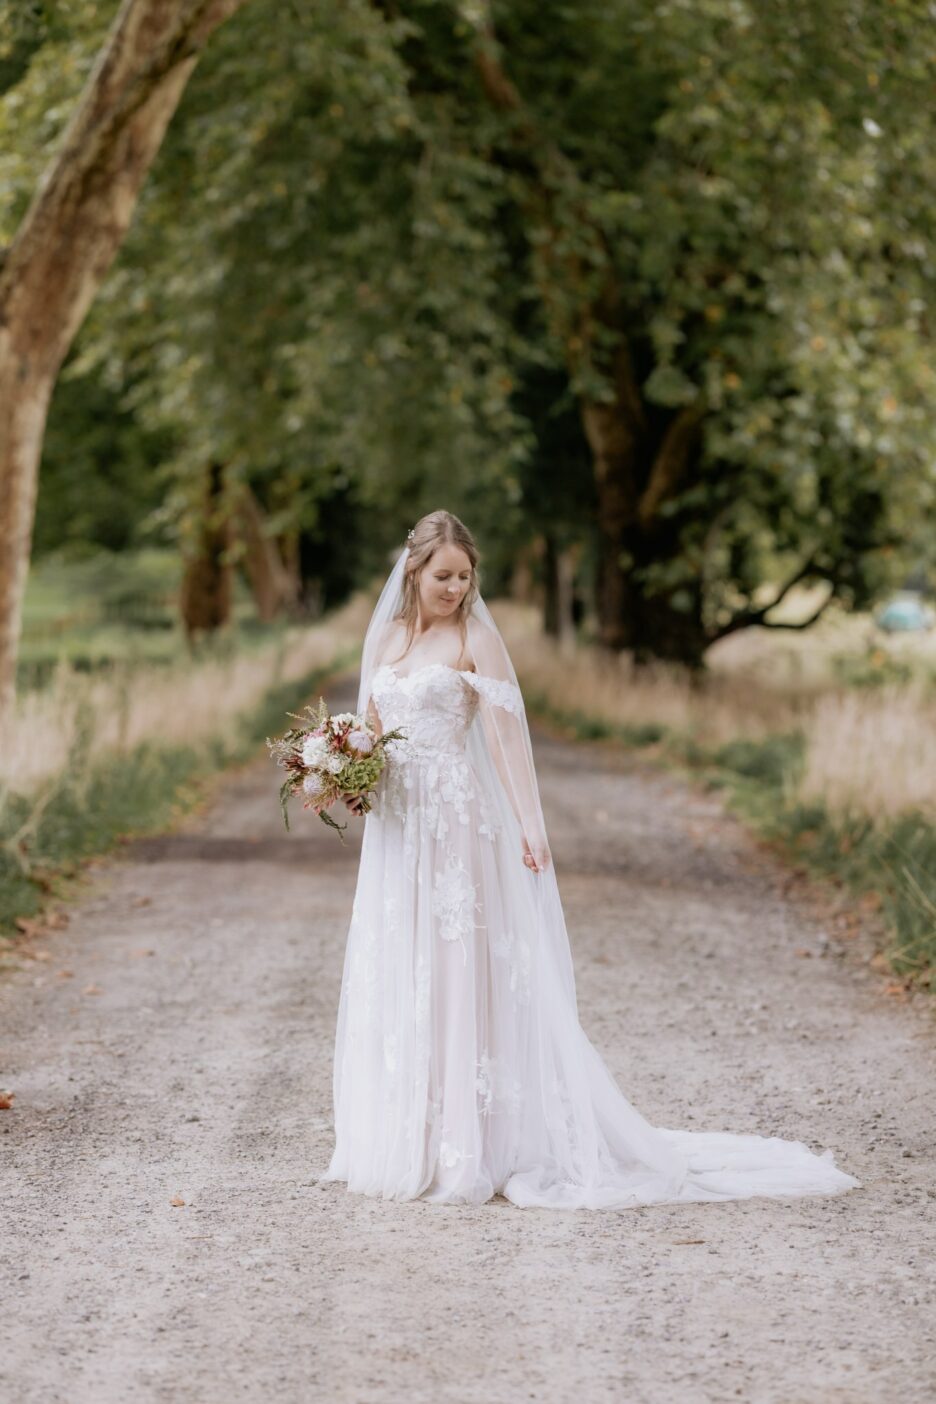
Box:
82, 983, 102, 996
0, 1092, 15, 1109
14, 917, 45, 938
169, 1195, 186, 1207
56, 969, 74, 980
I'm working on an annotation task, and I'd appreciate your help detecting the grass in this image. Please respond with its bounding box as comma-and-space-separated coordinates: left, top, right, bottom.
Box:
19, 548, 185, 687
4, 576, 370, 794
492, 601, 936, 993
0, 651, 357, 946
1, 579, 371, 950
6, 562, 935, 991
796, 684, 936, 820
17, 547, 282, 687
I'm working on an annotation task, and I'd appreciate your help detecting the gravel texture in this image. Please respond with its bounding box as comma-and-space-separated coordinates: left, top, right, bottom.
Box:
2, 671, 935, 1404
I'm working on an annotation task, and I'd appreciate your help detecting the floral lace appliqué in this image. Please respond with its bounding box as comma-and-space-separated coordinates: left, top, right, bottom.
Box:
372, 665, 481, 843
461, 672, 525, 717
432, 854, 478, 965
476, 1052, 523, 1117
438, 1139, 473, 1171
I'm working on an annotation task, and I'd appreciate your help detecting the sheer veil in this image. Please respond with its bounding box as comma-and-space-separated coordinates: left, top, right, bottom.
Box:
356, 543, 551, 874
350, 541, 683, 1206
343, 541, 861, 1209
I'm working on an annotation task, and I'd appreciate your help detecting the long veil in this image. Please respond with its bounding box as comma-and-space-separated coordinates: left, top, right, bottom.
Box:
347, 545, 860, 1209
357, 544, 550, 869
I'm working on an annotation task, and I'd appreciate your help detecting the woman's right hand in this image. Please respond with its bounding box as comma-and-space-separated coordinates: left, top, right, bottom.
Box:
342, 791, 367, 817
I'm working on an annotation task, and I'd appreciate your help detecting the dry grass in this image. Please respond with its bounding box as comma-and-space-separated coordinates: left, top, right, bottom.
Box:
492, 600, 936, 825
1, 593, 371, 798
492, 601, 808, 746
796, 684, 936, 822
6, 584, 935, 828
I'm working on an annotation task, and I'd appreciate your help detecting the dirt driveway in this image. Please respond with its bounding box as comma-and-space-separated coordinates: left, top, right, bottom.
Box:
2, 670, 934, 1404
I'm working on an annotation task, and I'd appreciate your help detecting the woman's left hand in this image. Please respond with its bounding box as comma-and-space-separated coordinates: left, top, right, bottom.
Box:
522, 837, 551, 873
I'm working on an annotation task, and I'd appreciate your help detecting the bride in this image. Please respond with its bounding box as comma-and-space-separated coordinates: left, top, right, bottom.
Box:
319, 510, 860, 1209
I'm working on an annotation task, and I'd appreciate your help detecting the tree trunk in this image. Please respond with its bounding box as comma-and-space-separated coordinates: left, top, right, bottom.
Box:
279, 527, 303, 615
620, 559, 706, 667
0, 0, 248, 731
0, 380, 56, 714
555, 542, 580, 656
234, 484, 299, 623
542, 533, 579, 653
581, 386, 708, 667
179, 462, 233, 638
580, 398, 641, 652
542, 534, 560, 639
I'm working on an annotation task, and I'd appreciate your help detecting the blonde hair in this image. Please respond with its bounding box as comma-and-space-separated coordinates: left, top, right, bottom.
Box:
391, 510, 480, 661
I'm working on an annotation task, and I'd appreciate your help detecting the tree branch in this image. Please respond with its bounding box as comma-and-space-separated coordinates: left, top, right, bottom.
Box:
470, 22, 523, 115
708, 551, 837, 642
637, 403, 704, 527
743, 592, 837, 632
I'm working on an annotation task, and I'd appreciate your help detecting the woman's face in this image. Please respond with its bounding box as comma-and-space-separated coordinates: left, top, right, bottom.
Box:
417, 543, 473, 620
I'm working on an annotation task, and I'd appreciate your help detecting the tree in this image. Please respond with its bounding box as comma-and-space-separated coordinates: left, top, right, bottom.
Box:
446, 0, 936, 663
53, 0, 532, 615
0, 0, 248, 728
8, 0, 932, 673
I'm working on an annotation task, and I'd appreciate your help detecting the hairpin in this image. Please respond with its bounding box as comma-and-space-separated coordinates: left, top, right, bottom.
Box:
406, 528, 415, 541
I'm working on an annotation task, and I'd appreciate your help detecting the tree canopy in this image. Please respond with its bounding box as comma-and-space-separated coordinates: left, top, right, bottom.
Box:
2, 0, 933, 661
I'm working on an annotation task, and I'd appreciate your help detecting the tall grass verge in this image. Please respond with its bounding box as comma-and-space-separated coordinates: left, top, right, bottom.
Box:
492, 602, 936, 990
0, 595, 369, 944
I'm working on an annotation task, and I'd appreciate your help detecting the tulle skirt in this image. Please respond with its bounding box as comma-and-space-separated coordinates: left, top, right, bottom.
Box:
320, 754, 860, 1210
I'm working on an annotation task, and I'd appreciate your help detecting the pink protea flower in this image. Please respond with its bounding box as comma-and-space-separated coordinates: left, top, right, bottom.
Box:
347, 729, 374, 755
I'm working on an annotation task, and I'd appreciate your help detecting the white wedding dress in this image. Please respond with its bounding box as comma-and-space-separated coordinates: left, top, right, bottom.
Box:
320, 615, 860, 1210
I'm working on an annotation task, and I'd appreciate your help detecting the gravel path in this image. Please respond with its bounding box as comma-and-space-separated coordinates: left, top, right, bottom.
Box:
2, 670, 934, 1404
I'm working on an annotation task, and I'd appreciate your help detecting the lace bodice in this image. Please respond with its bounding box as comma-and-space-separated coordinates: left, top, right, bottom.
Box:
370, 661, 527, 856
372, 663, 524, 755
369, 658, 538, 877
372, 663, 481, 760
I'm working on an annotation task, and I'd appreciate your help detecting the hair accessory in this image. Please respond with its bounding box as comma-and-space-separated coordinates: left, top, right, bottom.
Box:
406, 528, 415, 541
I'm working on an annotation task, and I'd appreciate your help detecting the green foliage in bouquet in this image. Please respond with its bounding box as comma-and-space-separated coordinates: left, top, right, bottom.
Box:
266, 697, 406, 839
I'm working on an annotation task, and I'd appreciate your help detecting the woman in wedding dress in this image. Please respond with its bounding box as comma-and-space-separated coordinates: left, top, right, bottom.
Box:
319, 510, 860, 1209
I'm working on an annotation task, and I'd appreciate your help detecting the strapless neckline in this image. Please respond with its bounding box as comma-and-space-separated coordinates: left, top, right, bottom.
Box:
379, 662, 477, 684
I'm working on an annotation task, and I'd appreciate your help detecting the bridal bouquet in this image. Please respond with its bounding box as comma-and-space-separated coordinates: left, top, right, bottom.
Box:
267, 698, 405, 839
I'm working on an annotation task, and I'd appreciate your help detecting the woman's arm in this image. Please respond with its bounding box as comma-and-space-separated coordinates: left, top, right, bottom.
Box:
465, 617, 551, 873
